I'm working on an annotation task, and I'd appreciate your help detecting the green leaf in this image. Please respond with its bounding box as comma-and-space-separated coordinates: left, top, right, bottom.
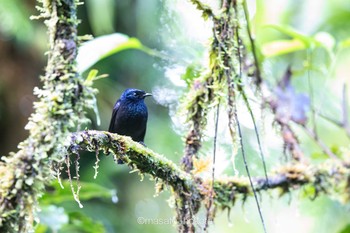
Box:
38, 205, 69, 232
262, 26, 337, 57
262, 39, 306, 57
300, 185, 316, 199
340, 38, 350, 49
264, 24, 315, 47
313, 32, 336, 51
34, 224, 48, 233
311, 152, 328, 160
100, 37, 144, 59
331, 145, 342, 157
40, 180, 117, 205
84, 69, 109, 86
37, 206, 106, 233
85, 69, 99, 85
60, 212, 105, 233
181, 64, 202, 86
338, 224, 350, 233
77, 33, 153, 73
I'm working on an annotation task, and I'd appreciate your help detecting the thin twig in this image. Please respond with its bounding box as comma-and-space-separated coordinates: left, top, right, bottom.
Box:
242, 0, 262, 84
204, 102, 221, 231
317, 104, 350, 139
317, 112, 343, 127
233, 2, 269, 184
234, 111, 268, 233
240, 90, 269, 183
302, 125, 339, 160
307, 49, 318, 138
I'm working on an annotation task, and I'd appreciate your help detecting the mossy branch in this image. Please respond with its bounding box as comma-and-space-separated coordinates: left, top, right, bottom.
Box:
0, 0, 95, 232
69, 130, 203, 233
189, 0, 215, 19
68, 130, 350, 213
70, 130, 193, 188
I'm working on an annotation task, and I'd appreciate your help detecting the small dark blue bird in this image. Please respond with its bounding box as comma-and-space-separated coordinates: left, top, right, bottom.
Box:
108, 89, 152, 159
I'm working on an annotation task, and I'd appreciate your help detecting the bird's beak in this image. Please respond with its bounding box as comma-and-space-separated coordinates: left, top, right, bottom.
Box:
143, 93, 152, 98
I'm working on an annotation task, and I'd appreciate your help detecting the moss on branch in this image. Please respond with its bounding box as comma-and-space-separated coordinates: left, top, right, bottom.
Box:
68, 130, 204, 225
70, 130, 192, 187
213, 161, 350, 209
189, 0, 216, 19
0, 0, 96, 232
68, 130, 350, 214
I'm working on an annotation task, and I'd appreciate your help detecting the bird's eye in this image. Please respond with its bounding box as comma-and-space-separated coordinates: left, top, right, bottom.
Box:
133, 92, 137, 96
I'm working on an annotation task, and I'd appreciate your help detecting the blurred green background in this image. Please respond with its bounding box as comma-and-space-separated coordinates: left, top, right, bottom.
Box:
1, 0, 350, 232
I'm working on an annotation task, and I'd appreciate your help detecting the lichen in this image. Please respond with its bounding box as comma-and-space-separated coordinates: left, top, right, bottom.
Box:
0, 0, 96, 232
65, 130, 350, 232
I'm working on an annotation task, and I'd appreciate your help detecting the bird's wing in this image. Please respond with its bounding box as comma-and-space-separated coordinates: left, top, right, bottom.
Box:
108, 100, 121, 132
139, 127, 147, 143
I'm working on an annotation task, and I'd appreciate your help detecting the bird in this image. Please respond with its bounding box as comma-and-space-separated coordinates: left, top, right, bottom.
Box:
108, 88, 152, 163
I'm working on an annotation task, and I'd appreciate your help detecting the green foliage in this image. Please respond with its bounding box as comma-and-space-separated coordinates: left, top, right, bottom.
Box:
262, 25, 332, 57
36, 180, 114, 232
40, 180, 116, 206
37, 206, 68, 233
85, 0, 115, 36
181, 64, 202, 87
60, 212, 105, 233
262, 39, 306, 57
264, 25, 315, 47
36, 206, 105, 233
340, 38, 350, 49
0, 0, 34, 43
339, 224, 350, 233
0, 0, 99, 231
77, 33, 156, 73
84, 69, 109, 86
261, 24, 350, 61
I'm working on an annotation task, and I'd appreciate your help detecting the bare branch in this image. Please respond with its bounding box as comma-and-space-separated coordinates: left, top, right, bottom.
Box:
242, 0, 262, 85
302, 126, 339, 160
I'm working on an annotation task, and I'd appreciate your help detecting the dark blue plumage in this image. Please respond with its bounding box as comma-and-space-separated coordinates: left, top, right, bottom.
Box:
108, 88, 151, 144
